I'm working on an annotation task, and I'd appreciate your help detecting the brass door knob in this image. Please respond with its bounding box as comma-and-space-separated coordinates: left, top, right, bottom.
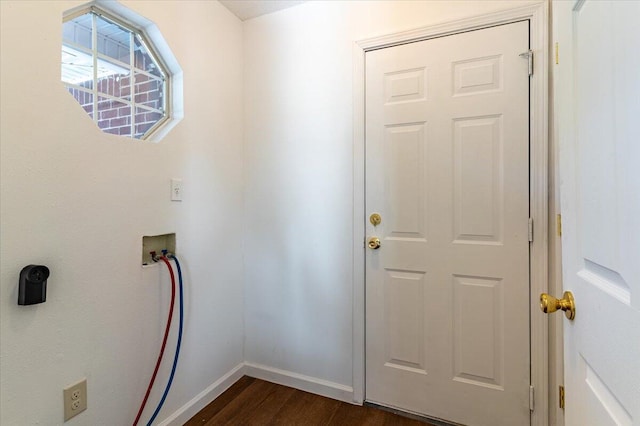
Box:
540, 291, 575, 320
368, 237, 381, 250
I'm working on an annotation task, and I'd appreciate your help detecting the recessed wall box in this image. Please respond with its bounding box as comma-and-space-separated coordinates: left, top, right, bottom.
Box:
142, 233, 176, 265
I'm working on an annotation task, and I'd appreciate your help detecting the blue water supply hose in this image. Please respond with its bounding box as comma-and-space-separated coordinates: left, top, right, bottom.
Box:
146, 254, 184, 426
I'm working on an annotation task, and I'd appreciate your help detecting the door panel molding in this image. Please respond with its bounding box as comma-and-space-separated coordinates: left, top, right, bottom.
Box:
351, 3, 549, 425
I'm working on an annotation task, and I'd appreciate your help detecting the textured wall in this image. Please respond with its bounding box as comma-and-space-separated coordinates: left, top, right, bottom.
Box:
0, 1, 244, 424
243, 0, 540, 398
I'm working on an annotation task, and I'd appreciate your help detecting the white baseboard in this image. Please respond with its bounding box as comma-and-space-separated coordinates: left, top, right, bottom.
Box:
244, 362, 355, 404
158, 363, 245, 426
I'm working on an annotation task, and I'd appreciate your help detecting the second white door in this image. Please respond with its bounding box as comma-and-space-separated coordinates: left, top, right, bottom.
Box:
554, 1, 640, 425
365, 22, 531, 426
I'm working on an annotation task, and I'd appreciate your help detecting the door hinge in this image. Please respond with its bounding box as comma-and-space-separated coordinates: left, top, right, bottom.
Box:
519, 49, 534, 76
555, 42, 559, 65
557, 214, 562, 237
528, 218, 534, 242
559, 385, 565, 409
529, 385, 535, 411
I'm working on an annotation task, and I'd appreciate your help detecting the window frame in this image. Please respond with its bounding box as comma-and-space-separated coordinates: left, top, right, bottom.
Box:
62, 5, 172, 140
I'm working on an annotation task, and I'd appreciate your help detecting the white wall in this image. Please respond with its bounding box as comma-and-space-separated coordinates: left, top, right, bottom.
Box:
1, 0, 558, 423
243, 0, 541, 399
0, 1, 244, 424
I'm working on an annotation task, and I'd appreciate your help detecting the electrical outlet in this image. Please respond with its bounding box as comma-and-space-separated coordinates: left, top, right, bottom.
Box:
63, 379, 87, 421
171, 178, 183, 201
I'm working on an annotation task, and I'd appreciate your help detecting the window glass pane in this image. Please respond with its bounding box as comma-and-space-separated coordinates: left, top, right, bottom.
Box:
67, 87, 93, 120
95, 15, 131, 65
134, 36, 163, 78
61, 45, 95, 86
61, 62, 93, 86
98, 97, 131, 137
135, 108, 163, 138
134, 72, 164, 111
96, 59, 131, 99
62, 14, 92, 50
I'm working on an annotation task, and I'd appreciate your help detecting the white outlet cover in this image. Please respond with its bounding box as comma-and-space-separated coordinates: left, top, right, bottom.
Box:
63, 378, 87, 421
171, 178, 183, 201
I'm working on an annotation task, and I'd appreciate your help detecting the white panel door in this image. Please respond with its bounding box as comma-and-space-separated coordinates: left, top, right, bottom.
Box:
553, 1, 640, 425
365, 22, 531, 426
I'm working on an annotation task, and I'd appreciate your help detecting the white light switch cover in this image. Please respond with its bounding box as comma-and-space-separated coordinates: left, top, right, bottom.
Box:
171, 179, 183, 201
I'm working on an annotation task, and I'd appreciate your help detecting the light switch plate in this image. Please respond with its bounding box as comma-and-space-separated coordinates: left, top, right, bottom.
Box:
171, 178, 183, 201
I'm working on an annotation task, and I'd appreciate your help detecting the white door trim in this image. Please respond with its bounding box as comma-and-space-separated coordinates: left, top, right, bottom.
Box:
351, 3, 549, 425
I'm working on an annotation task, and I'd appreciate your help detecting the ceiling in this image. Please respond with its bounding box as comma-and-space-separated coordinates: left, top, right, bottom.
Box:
219, 0, 307, 21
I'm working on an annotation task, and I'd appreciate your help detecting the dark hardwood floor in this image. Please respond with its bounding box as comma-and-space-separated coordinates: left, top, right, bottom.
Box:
185, 376, 435, 425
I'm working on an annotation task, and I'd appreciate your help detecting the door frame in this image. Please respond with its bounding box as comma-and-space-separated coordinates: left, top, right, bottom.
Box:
351, 2, 549, 425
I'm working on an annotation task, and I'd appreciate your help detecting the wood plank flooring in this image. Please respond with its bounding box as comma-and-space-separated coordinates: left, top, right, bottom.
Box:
185, 376, 434, 425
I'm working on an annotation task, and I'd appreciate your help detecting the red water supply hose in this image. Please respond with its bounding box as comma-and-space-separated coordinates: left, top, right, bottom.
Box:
132, 256, 176, 426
